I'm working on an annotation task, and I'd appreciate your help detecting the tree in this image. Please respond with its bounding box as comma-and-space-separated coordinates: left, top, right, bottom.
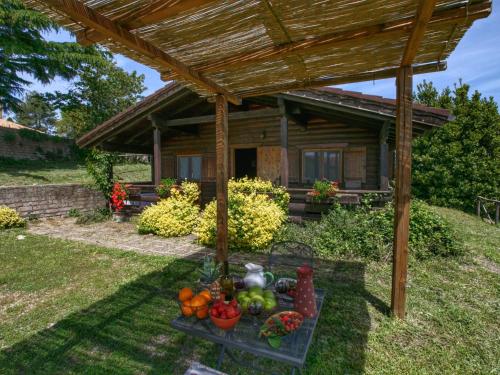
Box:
0, 0, 103, 111
53, 55, 145, 137
50, 55, 145, 199
412, 80, 500, 212
13, 91, 57, 132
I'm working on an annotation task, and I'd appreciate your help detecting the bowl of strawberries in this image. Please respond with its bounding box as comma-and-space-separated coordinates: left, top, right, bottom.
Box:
209, 299, 242, 330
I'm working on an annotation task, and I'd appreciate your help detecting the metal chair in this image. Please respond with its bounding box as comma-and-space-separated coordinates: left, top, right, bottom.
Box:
267, 241, 314, 278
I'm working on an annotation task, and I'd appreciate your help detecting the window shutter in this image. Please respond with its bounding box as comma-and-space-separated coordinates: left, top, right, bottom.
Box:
343, 147, 366, 183
164, 155, 175, 178
202, 153, 216, 181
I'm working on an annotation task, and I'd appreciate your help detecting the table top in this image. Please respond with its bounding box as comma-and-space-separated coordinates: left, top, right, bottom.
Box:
171, 288, 325, 367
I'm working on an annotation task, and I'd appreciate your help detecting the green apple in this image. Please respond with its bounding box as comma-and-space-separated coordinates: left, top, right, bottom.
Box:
263, 290, 275, 299
237, 291, 249, 303
263, 298, 277, 311
248, 286, 264, 297
250, 295, 265, 304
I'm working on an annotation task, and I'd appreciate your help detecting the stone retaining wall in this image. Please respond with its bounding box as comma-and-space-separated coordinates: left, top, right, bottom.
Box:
0, 127, 74, 160
0, 184, 106, 218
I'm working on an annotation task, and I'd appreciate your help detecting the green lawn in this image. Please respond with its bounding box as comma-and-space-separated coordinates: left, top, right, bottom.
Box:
0, 207, 498, 374
0, 157, 151, 186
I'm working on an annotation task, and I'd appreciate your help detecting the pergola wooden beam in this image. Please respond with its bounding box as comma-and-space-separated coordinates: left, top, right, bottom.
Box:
162, 1, 489, 81
401, 0, 438, 66
391, 0, 437, 320
243, 61, 446, 97
44, 0, 241, 105
77, 0, 218, 46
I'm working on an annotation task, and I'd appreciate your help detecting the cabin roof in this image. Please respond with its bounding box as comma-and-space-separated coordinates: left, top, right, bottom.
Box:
77, 82, 451, 152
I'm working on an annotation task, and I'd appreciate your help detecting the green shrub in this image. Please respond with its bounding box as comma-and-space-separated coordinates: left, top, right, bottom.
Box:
277, 200, 461, 261
75, 208, 110, 224
155, 178, 176, 197
0, 206, 26, 229
228, 177, 290, 213
137, 181, 200, 237
196, 192, 286, 251
2, 132, 17, 144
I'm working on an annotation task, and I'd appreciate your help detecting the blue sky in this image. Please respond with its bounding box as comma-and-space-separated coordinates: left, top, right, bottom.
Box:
26, 2, 500, 104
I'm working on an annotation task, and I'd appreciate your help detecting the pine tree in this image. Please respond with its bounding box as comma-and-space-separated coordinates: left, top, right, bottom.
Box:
14, 91, 57, 132
0, 0, 103, 111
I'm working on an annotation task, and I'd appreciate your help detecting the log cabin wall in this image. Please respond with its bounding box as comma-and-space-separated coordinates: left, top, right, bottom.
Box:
160, 113, 381, 202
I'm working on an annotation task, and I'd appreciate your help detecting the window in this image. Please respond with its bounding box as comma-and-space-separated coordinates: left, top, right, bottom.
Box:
178, 155, 202, 180
302, 150, 341, 183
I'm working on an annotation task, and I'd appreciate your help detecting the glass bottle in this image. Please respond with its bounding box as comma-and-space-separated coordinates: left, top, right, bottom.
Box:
219, 261, 234, 302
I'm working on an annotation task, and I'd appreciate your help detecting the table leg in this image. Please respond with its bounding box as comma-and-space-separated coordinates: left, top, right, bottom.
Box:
216, 344, 226, 370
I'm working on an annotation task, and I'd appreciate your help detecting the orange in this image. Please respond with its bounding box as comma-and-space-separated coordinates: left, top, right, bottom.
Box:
199, 290, 212, 303
196, 306, 209, 319
178, 287, 194, 302
181, 300, 194, 317
190, 295, 207, 308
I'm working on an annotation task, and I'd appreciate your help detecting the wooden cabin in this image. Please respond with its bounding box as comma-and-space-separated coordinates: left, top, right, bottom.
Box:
77, 83, 450, 206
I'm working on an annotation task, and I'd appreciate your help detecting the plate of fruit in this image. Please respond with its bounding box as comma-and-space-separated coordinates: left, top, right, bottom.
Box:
236, 286, 278, 315
209, 299, 242, 330
259, 311, 304, 348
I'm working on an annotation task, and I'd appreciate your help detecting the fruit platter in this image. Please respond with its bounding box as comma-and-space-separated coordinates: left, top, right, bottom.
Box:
259, 311, 304, 348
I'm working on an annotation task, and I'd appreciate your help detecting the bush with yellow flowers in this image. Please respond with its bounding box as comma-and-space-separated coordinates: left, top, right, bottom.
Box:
137, 181, 200, 237
0, 206, 26, 229
196, 191, 286, 251
228, 177, 290, 214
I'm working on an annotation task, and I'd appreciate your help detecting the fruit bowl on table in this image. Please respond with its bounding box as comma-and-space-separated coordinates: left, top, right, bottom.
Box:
259, 311, 304, 348
236, 286, 278, 316
209, 299, 242, 330
178, 287, 212, 320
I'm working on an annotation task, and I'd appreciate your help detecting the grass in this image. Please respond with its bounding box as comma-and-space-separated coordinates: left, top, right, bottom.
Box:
0, 157, 151, 186
0, 207, 498, 374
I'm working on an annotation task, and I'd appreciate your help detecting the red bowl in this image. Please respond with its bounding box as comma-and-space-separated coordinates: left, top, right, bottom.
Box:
210, 311, 241, 330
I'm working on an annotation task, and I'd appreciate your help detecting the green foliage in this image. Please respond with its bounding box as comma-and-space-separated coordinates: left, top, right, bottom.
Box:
0, 0, 104, 111
17, 127, 64, 143
198, 254, 221, 284
197, 192, 286, 251
228, 177, 290, 213
2, 131, 16, 144
52, 55, 145, 138
85, 149, 117, 200
13, 92, 57, 133
75, 208, 110, 225
155, 178, 176, 197
413, 80, 500, 211
0, 206, 25, 229
277, 200, 461, 260
137, 181, 200, 238
67, 208, 81, 218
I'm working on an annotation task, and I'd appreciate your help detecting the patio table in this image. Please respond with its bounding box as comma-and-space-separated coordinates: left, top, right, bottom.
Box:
171, 288, 325, 375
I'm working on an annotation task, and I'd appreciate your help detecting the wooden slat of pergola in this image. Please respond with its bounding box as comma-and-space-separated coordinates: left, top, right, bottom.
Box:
29, 0, 489, 320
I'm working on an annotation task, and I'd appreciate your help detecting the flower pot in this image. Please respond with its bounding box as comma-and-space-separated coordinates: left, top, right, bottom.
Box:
112, 210, 130, 222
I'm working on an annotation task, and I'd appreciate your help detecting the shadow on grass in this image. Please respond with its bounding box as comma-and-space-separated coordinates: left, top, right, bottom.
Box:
0, 259, 384, 374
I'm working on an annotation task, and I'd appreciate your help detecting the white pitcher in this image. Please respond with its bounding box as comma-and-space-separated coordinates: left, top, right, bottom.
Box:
243, 263, 274, 289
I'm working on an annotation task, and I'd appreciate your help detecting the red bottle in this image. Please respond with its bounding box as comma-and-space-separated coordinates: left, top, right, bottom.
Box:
294, 264, 317, 318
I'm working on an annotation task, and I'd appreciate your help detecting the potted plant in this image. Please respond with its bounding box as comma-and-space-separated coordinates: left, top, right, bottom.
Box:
110, 182, 131, 222
155, 178, 177, 198
305, 180, 339, 213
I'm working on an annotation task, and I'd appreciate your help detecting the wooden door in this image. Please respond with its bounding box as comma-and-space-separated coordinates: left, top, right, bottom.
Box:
257, 146, 281, 183
343, 147, 366, 187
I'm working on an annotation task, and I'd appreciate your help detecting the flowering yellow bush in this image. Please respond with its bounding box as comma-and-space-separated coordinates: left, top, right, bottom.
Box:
0, 206, 25, 229
137, 181, 200, 237
228, 177, 290, 213
196, 192, 286, 251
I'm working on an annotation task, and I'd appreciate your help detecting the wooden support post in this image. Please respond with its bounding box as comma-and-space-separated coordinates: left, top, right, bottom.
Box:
379, 121, 390, 190
278, 97, 289, 187
391, 66, 413, 319
215, 95, 229, 263
153, 126, 162, 186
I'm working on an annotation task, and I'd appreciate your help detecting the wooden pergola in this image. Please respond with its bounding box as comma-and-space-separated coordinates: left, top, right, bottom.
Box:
24, 0, 491, 318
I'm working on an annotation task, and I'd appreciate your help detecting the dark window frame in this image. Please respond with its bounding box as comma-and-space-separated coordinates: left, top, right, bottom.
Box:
301, 148, 343, 183
177, 154, 202, 181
